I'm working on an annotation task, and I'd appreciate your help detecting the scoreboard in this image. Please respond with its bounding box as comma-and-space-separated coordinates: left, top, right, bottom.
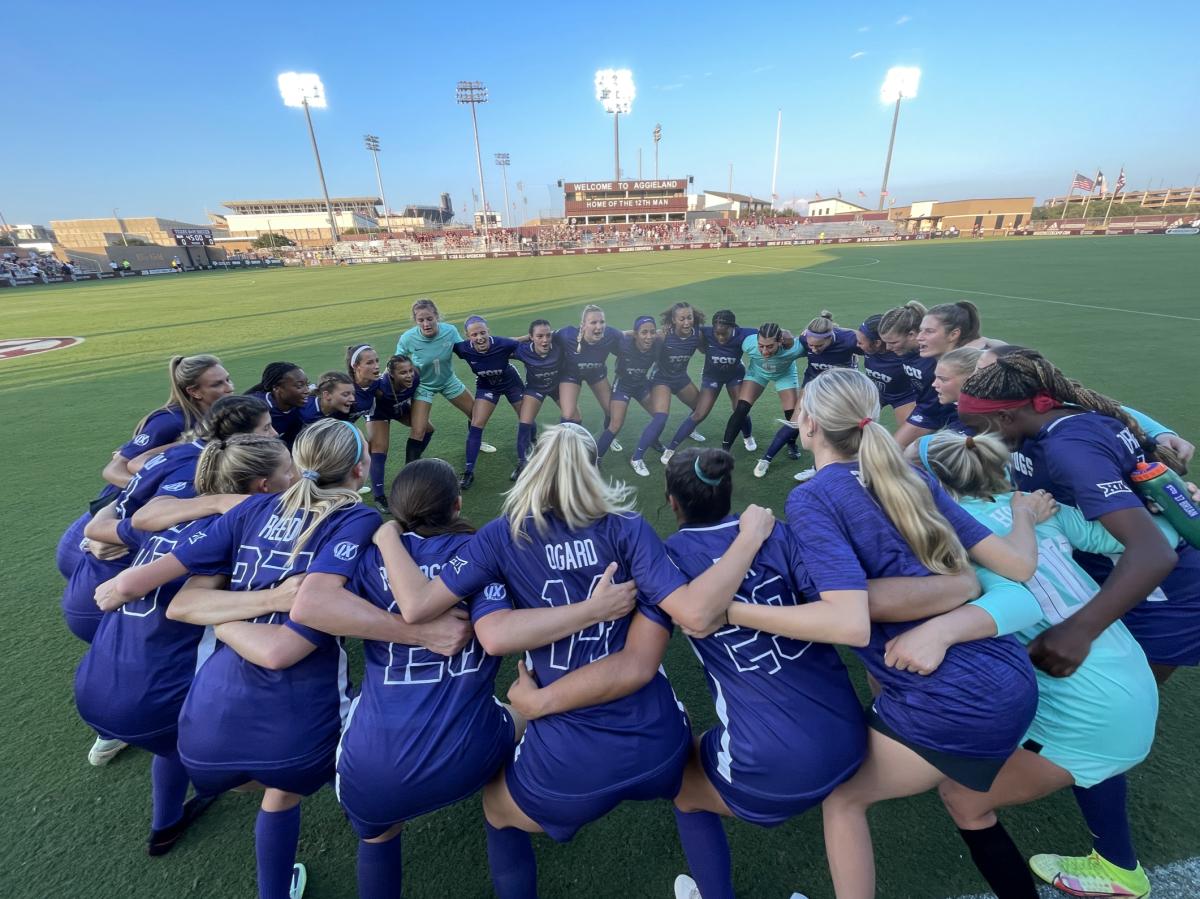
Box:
563, 179, 688, 225
172, 228, 214, 246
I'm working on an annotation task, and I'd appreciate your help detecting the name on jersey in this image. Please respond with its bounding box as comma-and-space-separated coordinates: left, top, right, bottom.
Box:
545, 538, 599, 570
259, 513, 303, 543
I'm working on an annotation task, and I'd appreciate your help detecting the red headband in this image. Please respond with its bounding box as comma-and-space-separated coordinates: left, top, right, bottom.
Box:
958, 390, 1063, 415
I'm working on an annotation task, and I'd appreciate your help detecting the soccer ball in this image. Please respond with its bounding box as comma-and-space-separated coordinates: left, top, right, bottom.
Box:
726, 259, 732, 264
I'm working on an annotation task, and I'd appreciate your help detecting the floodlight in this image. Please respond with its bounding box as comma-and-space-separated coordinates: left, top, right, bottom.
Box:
594, 68, 635, 114
278, 72, 327, 108
880, 66, 920, 103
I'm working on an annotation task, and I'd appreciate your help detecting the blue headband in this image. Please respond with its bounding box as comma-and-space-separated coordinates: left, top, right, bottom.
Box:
340, 419, 365, 464
694, 457, 723, 486
465, 315, 487, 328
804, 329, 833, 341
634, 315, 656, 330
916, 434, 936, 477
858, 320, 880, 340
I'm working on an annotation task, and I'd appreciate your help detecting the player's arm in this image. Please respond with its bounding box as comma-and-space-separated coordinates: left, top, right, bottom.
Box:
167, 574, 299, 626
729, 590, 869, 646
372, 522, 465, 623
101, 452, 136, 488
132, 494, 249, 532
83, 501, 126, 547
506, 611, 670, 720
865, 571, 982, 622
95, 553, 189, 611
126, 443, 176, 474
212, 621, 318, 670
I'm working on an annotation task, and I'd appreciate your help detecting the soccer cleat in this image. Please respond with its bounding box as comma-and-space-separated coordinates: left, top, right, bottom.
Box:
88, 736, 128, 767
1029, 850, 1150, 898
290, 862, 308, 899
631, 459, 650, 477
690, 431, 707, 442
610, 439, 623, 453
357, 485, 372, 494
459, 470, 475, 491
479, 441, 497, 454
147, 794, 217, 857
374, 495, 390, 513
787, 444, 802, 461
652, 440, 666, 453
793, 467, 817, 483
754, 460, 771, 479
660, 448, 675, 465
509, 463, 525, 482
743, 435, 757, 452
674, 874, 700, 899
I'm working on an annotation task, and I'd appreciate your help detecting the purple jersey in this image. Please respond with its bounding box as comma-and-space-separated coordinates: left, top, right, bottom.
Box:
665, 518, 865, 804
556, 325, 622, 382
336, 536, 512, 834
75, 517, 215, 752
655, 328, 702, 381
613, 335, 660, 396
515, 341, 569, 395
251, 392, 305, 448
902, 353, 952, 430
353, 380, 379, 419
864, 351, 919, 408
801, 329, 861, 386
298, 395, 357, 427
117, 406, 188, 460
113, 441, 203, 522
699, 326, 757, 382
439, 512, 690, 797
454, 336, 522, 390
172, 493, 380, 773
787, 462, 1036, 758
374, 370, 421, 421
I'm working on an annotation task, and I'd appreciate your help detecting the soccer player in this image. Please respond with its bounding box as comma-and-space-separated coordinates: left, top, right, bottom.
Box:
365, 354, 435, 507
452, 315, 524, 490
555, 304, 623, 425
917, 301, 1001, 357
857, 314, 918, 424
630, 302, 706, 477
367, 422, 776, 899
396, 298, 496, 463
511, 319, 572, 481
760, 311, 861, 481
296, 458, 634, 898
345, 344, 384, 420
298, 371, 359, 424
246, 361, 311, 448
595, 316, 662, 460
899, 430, 1161, 899
780, 368, 1049, 899
660, 310, 757, 463
719, 323, 805, 476
95, 418, 381, 899
76, 434, 295, 855
877, 301, 949, 448
931, 346, 983, 434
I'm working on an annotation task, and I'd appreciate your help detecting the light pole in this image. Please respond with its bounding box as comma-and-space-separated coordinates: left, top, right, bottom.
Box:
877, 66, 921, 211
595, 69, 635, 183
278, 72, 340, 242
456, 81, 491, 239
495, 153, 512, 228
653, 123, 661, 178
364, 134, 392, 233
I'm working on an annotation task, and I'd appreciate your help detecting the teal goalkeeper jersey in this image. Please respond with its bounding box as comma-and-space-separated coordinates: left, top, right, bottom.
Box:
396, 323, 462, 389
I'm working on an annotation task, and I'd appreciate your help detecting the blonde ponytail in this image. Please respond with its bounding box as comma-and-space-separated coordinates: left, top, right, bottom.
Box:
803, 368, 969, 574
918, 431, 1011, 502
275, 418, 365, 562
195, 435, 291, 495
501, 422, 635, 542
137, 353, 223, 433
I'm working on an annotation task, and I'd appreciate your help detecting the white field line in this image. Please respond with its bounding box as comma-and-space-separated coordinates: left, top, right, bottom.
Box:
948, 854, 1200, 899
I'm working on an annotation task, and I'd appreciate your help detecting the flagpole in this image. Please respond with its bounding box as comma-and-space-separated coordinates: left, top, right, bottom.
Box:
1081, 185, 1096, 220
1186, 175, 1198, 209
1139, 180, 1151, 207
1059, 175, 1076, 221
1103, 164, 1124, 227
1161, 188, 1171, 211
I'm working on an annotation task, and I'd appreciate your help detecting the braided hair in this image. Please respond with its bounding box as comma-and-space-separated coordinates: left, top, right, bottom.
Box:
961, 350, 1184, 473
246, 361, 302, 395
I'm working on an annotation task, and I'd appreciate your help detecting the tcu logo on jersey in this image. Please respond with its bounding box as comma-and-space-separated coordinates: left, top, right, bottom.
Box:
332, 541, 359, 562
902, 363, 924, 381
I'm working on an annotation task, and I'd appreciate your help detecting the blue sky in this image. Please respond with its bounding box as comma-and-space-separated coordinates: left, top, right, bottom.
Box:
6, 1, 1198, 226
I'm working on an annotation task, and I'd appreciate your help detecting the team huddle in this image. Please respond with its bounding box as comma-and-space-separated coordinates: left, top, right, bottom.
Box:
55, 295, 1200, 899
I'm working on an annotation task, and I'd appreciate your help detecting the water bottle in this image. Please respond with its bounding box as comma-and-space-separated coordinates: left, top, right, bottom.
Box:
1130, 462, 1200, 549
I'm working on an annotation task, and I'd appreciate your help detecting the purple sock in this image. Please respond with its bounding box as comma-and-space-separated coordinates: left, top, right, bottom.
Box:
763, 423, 796, 461
596, 429, 615, 458
634, 412, 669, 461
673, 808, 734, 899
485, 822, 538, 899
150, 751, 190, 831
1073, 775, 1138, 869
255, 805, 302, 899
369, 452, 387, 499
357, 834, 403, 899
465, 425, 484, 472
517, 423, 536, 462
667, 416, 699, 451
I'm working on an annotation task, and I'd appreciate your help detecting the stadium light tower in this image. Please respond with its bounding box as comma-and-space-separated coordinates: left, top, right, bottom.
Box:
456, 81, 491, 238
494, 154, 512, 228
363, 135, 392, 233
877, 66, 920, 211
595, 69, 635, 182
278, 72, 339, 242
653, 123, 662, 178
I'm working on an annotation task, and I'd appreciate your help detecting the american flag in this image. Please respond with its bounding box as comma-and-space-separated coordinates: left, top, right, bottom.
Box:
814, 191, 822, 199
1114, 168, 1126, 193
1071, 172, 1095, 191
858, 189, 867, 198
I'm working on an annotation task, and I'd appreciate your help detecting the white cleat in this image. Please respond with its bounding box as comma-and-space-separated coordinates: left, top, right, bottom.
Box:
674, 874, 700, 899
610, 439, 623, 452
753, 459, 771, 479
690, 431, 706, 442
660, 448, 675, 465
479, 441, 497, 454
88, 736, 128, 767
357, 485, 373, 494
290, 862, 308, 899
793, 467, 817, 483
743, 435, 757, 452
787, 894, 811, 899
631, 458, 650, 477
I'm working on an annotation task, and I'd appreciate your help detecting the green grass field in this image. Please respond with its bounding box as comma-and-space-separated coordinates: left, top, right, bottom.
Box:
4, 237, 1198, 898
